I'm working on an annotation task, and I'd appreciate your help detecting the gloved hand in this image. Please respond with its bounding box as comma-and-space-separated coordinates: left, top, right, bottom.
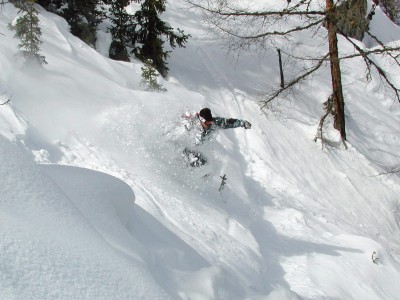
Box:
243, 120, 252, 129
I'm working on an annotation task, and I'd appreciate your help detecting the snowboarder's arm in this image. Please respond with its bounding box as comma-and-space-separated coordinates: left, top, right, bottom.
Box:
213, 117, 251, 129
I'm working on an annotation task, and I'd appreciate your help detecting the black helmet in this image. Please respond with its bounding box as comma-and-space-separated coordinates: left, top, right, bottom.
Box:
199, 108, 213, 122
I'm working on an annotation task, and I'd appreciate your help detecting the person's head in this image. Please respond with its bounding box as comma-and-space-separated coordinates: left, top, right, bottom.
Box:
199, 108, 213, 129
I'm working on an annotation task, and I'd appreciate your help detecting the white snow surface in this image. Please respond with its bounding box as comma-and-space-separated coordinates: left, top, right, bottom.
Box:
1, 1, 400, 299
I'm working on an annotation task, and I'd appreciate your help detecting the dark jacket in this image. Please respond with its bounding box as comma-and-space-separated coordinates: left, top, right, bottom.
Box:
181, 112, 249, 144
198, 117, 245, 143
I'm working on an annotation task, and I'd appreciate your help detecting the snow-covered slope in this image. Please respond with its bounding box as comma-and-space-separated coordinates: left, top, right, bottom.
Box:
1, 1, 400, 299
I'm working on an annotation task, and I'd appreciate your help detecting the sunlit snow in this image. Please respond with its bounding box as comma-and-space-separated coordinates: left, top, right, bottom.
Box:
1, 1, 400, 299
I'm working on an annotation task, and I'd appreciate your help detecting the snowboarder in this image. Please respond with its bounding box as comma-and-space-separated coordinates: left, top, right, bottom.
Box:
182, 107, 251, 166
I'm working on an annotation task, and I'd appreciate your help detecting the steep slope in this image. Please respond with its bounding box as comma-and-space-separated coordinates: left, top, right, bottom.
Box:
1, 1, 400, 299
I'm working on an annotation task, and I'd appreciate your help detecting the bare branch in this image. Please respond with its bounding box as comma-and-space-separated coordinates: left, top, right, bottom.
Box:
222, 18, 325, 40
0, 93, 11, 105
261, 53, 329, 108
314, 95, 333, 146
187, 0, 399, 143
339, 46, 400, 60
287, 0, 315, 12
341, 33, 400, 103
373, 167, 400, 176
365, 30, 400, 68
186, 1, 325, 17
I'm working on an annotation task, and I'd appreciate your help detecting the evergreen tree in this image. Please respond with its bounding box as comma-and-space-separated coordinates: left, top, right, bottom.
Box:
37, 0, 103, 47
140, 58, 166, 92
108, 0, 134, 61
132, 0, 190, 77
36, 0, 54, 8
10, 0, 46, 65
62, 0, 102, 47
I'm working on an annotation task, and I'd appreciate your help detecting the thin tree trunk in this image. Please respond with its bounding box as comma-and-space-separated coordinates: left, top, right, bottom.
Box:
326, 0, 347, 141
277, 48, 284, 88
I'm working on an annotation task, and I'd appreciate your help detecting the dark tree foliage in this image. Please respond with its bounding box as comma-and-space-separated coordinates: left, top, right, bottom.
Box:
108, 0, 134, 61
36, 0, 190, 76
63, 0, 103, 47
36, 0, 64, 10
37, 0, 104, 47
37, 0, 52, 7
131, 0, 190, 77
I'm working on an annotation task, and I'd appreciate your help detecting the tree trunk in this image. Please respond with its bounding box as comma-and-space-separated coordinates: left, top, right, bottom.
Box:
277, 48, 285, 88
326, 0, 347, 141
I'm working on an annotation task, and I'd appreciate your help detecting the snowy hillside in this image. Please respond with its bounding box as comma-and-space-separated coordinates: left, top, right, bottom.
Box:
1, 1, 400, 299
